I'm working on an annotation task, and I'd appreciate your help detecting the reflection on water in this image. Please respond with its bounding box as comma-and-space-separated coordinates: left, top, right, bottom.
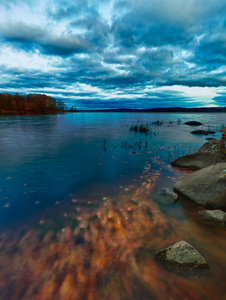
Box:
0, 113, 226, 299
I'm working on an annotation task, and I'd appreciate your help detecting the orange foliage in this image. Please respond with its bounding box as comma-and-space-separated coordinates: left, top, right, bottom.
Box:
0, 93, 69, 114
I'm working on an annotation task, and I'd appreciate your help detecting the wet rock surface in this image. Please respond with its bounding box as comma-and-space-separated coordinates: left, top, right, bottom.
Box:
198, 209, 226, 224
174, 163, 226, 208
159, 188, 178, 203
156, 241, 208, 269
171, 152, 218, 169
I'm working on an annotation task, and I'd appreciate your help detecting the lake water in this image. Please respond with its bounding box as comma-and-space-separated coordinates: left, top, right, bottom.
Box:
0, 112, 225, 299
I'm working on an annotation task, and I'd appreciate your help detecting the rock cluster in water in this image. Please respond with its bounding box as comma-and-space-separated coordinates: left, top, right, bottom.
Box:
171, 129, 226, 210
156, 122, 225, 273
172, 126, 226, 211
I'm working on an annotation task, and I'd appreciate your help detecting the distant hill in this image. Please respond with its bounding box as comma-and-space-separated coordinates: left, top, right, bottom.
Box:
77, 107, 226, 113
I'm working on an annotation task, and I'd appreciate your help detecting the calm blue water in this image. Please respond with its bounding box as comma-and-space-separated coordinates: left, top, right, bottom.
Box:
0, 112, 225, 228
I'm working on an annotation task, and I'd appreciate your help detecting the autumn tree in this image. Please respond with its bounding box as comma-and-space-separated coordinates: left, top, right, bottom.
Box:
0, 93, 70, 114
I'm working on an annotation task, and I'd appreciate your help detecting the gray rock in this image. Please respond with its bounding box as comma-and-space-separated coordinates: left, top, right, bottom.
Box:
159, 188, 178, 203
171, 152, 218, 169
198, 209, 226, 224
156, 241, 208, 269
174, 163, 226, 208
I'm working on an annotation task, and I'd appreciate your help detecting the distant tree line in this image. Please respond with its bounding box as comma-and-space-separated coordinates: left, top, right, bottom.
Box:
0, 93, 76, 114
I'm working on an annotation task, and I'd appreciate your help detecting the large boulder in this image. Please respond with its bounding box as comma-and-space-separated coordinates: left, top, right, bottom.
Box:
174, 163, 226, 208
171, 152, 218, 169
156, 241, 208, 269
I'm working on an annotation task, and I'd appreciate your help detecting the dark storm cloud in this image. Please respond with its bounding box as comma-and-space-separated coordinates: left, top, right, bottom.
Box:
109, 0, 226, 78
70, 19, 110, 50
54, 56, 114, 85
111, 0, 216, 49
0, 22, 90, 55
213, 93, 226, 105
1, 0, 226, 108
112, 15, 191, 50
111, 0, 226, 79
0, 65, 59, 89
195, 34, 226, 69
0, 63, 196, 110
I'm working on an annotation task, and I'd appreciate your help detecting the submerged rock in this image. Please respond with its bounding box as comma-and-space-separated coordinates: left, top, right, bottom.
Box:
171, 152, 217, 169
174, 163, 226, 208
198, 209, 226, 224
206, 130, 216, 134
184, 121, 202, 126
156, 241, 208, 269
159, 188, 178, 203
191, 130, 208, 135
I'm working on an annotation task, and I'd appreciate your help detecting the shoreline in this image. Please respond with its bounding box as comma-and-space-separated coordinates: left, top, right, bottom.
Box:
0, 110, 76, 116
75, 111, 226, 114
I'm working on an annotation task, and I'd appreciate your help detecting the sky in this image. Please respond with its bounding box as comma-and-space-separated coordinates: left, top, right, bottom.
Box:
0, 0, 226, 110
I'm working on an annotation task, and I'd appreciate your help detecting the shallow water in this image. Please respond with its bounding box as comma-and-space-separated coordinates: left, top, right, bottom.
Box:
0, 112, 225, 299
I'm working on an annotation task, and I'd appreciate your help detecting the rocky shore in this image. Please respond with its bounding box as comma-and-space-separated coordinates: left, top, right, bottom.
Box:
155, 122, 226, 272
172, 133, 226, 210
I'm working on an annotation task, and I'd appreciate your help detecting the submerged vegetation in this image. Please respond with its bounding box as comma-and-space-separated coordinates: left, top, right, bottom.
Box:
129, 119, 182, 134
0, 93, 75, 115
167, 145, 199, 162
129, 123, 150, 134
120, 139, 148, 151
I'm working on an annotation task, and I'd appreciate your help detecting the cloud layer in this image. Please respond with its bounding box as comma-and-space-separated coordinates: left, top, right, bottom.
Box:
0, 0, 226, 109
